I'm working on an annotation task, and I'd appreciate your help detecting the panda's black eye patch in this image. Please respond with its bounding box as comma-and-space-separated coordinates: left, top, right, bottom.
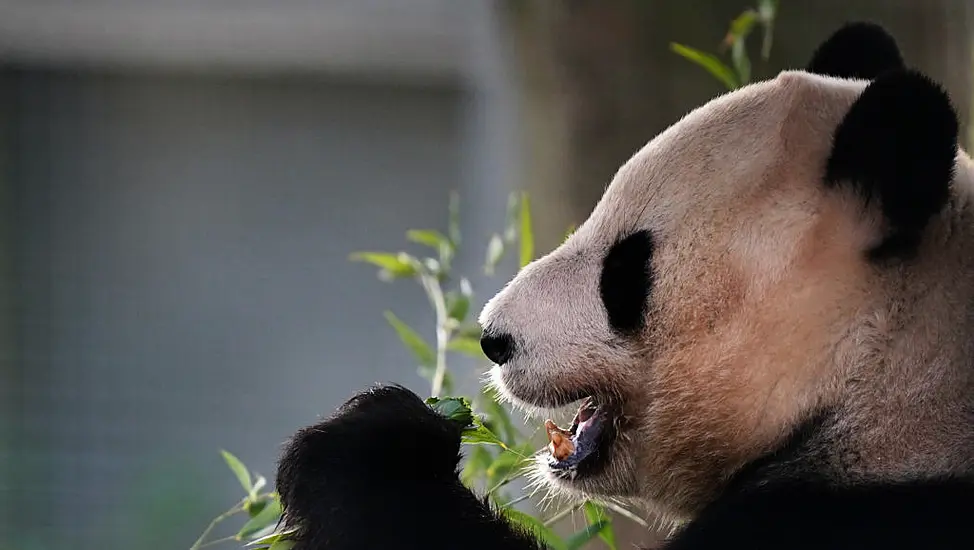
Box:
600, 230, 654, 336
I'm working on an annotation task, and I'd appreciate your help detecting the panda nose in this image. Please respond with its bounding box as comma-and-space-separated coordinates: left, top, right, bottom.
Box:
480, 330, 516, 366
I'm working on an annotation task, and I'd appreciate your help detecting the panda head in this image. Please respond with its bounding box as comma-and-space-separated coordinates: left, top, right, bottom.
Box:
478, 23, 973, 520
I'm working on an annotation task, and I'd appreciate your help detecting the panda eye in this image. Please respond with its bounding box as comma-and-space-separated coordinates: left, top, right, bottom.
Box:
599, 230, 654, 336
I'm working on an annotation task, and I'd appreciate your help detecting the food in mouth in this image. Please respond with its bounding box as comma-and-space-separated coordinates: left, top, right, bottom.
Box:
542, 396, 611, 470
545, 420, 575, 460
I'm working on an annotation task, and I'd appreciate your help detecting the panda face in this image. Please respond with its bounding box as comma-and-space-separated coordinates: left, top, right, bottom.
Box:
479, 73, 866, 512
478, 44, 965, 517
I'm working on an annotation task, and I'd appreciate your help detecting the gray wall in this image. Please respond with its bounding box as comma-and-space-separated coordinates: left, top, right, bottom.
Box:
1, 67, 516, 549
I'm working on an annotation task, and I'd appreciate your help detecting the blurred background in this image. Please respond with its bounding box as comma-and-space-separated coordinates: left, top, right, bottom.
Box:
0, 1, 971, 549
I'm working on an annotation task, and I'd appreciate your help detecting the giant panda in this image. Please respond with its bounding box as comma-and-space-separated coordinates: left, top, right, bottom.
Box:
275, 22, 974, 549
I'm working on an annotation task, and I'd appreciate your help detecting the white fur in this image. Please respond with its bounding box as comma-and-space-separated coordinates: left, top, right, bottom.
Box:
479, 70, 974, 519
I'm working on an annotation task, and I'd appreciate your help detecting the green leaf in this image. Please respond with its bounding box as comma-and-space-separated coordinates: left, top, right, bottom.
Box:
461, 417, 506, 448
247, 527, 299, 547
758, 0, 778, 21
501, 508, 568, 550
518, 193, 534, 268
244, 523, 282, 547
485, 234, 505, 275
726, 9, 756, 85
476, 386, 520, 444
504, 192, 520, 243
456, 322, 484, 340
757, 0, 778, 60
252, 475, 267, 498
407, 229, 454, 268
269, 540, 295, 550
383, 311, 436, 370
426, 396, 475, 429
406, 229, 450, 250
245, 496, 268, 518
445, 291, 470, 322
247, 532, 282, 546
445, 279, 472, 322
221, 450, 252, 495
349, 252, 418, 280
421, 258, 445, 282
237, 498, 283, 540
583, 501, 618, 550
485, 449, 530, 491
728, 9, 757, 41
461, 445, 495, 487
565, 519, 611, 550
447, 336, 486, 359
670, 43, 739, 90
731, 38, 751, 85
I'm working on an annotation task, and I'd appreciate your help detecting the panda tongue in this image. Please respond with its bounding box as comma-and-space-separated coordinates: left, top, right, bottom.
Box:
573, 397, 598, 430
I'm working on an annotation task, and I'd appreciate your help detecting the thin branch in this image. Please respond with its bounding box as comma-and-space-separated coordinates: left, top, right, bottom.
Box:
422, 273, 452, 398
603, 501, 650, 529
197, 535, 239, 549
543, 502, 585, 527
189, 500, 245, 550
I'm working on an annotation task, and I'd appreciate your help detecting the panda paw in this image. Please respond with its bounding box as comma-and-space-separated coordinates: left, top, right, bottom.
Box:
277, 383, 463, 491
274, 384, 549, 550
275, 385, 464, 539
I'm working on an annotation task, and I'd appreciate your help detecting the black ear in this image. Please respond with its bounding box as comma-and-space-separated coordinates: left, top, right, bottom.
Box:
807, 22, 905, 80
826, 70, 957, 260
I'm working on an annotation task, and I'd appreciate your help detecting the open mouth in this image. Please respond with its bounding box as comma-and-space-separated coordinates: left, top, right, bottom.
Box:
543, 396, 618, 476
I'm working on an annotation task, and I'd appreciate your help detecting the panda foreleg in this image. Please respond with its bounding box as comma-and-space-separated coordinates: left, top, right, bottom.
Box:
275, 384, 547, 550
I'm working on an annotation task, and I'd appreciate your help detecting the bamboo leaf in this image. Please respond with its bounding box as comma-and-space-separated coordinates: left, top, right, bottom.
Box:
349, 252, 419, 280
731, 39, 751, 85
501, 508, 568, 550
670, 43, 739, 90
383, 311, 435, 370
220, 450, 252, 494
406, 229, 450, 250
477, 386, 520, 444
519, 193, 534, 268
583, 501, 618, 550
237, 498, 283, 540
504, 192, 520, 243
758, 0, 778, 60
485, 234, 505, 275
565, 519, 611, 550
728, 9, 758, 41
426, 396, 475, 429
446, 336, 485, 359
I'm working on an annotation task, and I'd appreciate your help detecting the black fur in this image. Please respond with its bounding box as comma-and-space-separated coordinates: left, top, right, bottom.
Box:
666, 474, 974, 549
600, 230, 655, 336
275, 384, 545, 550
825, 69, 958, 260
278, 385, 974, 549
806, 22, 905, 80
665, 411, 974, 549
